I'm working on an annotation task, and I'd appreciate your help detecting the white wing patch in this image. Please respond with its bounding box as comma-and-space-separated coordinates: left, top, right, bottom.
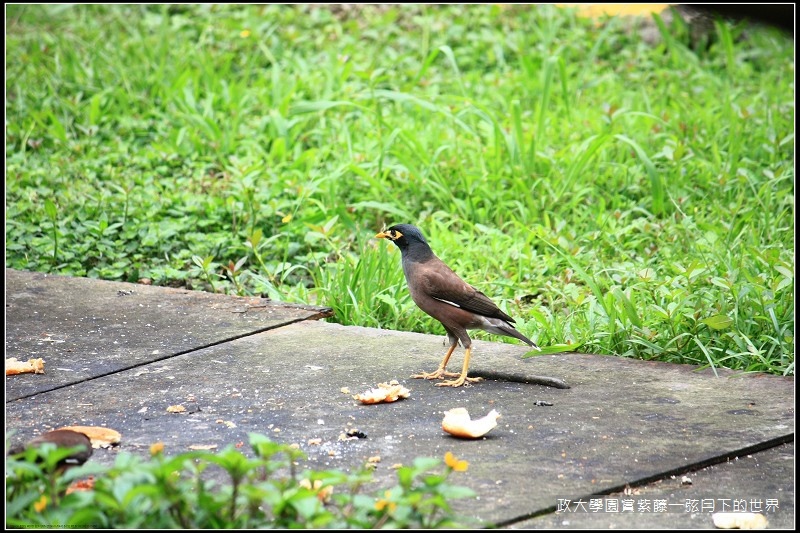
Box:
432, 296, 461, 308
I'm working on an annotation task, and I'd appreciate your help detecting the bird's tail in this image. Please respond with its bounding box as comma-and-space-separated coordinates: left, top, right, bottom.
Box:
485, 319, 540, 350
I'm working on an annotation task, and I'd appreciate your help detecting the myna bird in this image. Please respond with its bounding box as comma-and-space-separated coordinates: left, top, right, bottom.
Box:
7, 429, 93, 471
376, 224, 540, 387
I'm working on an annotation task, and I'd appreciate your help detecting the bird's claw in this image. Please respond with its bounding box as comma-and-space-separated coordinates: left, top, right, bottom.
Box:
435, 375, 483, 387
412, 368, 484, 387
411, 369, 460, 380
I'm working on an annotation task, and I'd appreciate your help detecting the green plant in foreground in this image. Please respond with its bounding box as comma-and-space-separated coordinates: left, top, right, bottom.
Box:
190, 254, 221, 293
6, 433, 476, 529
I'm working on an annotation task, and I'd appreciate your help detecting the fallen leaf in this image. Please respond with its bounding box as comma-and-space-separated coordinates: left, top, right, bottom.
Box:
66, 476, 95, 494
166, 405, 186, 413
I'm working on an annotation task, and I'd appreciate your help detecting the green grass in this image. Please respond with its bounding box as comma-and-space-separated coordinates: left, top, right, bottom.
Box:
5, 5, 794, 376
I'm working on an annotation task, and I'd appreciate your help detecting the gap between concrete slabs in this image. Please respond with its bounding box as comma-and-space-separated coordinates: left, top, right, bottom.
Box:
5, 268, 332, 401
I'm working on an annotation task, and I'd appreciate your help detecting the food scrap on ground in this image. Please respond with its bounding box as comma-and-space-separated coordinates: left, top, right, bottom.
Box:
353, 380, 410, 404
57, 425, 122, 448
6, 357, 45, 375
712, 512, 768, 529
441, 408, 501, 439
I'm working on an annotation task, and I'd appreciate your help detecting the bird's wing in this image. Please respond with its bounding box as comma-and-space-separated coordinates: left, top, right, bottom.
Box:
418, 259, 515, 322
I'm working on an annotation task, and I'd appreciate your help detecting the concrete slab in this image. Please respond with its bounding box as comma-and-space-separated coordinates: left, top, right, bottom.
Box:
6, 318, 793, 527
5, 268, 332, 400
513, 443, 794, 529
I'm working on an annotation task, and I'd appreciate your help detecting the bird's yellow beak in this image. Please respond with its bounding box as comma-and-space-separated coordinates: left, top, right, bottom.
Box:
375, 230, 403, 240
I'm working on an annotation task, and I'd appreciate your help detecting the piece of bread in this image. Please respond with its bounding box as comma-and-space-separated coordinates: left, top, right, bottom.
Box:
57, 426, 122, 448
353, 380, 411, 404
5, 357, 45, 375
442, 408, 500, 438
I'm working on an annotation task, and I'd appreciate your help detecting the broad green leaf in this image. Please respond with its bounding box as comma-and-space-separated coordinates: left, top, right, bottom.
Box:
702, 315, 733, 330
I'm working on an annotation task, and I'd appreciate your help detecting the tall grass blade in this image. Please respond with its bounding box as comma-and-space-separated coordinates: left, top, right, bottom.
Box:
615, 134, 665, 216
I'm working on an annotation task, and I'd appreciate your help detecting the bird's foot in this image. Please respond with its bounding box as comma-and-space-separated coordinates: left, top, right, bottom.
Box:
435, 375, 483, 387
411, 368, 461, 380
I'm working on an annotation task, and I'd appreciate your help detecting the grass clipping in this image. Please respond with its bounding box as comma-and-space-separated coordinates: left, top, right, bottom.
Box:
442, 408, 500, 439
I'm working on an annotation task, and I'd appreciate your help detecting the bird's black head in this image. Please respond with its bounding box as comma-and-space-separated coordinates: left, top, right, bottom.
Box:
375, 224, 433, 260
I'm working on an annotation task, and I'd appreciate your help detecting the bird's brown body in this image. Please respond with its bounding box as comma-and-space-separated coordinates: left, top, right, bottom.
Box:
376, 224, 538, 387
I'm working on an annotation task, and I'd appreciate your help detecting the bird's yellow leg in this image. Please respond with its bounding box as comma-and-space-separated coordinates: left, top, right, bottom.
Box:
436, 347, 483, 387
412, 344, 461, 380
